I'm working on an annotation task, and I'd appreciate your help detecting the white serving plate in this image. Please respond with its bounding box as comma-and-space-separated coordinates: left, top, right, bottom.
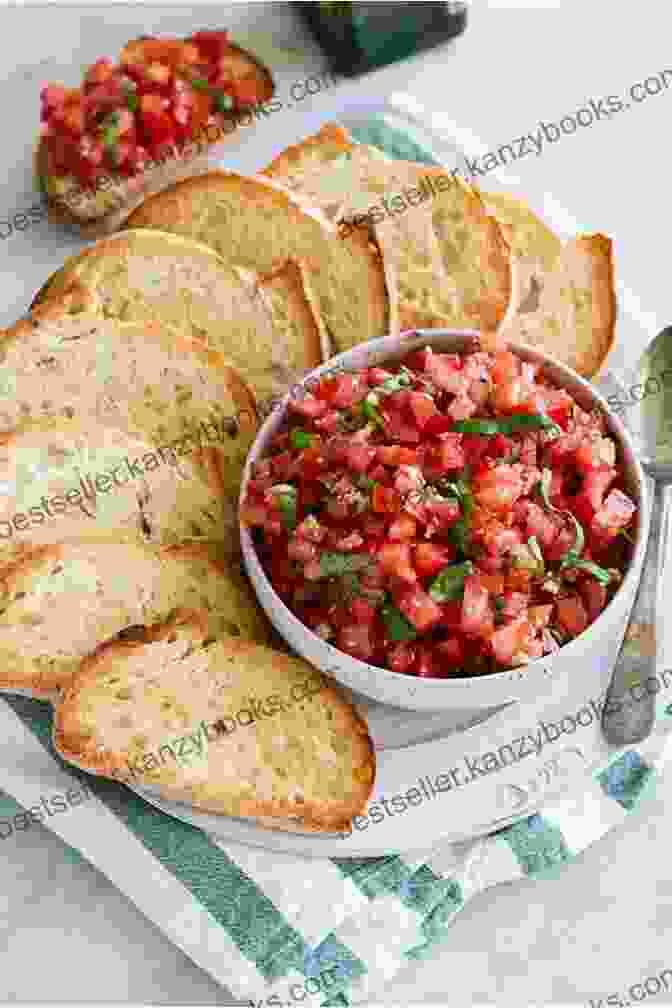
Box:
1, 81, 654, 855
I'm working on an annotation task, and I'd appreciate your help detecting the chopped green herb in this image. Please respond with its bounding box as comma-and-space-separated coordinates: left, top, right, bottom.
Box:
290, 429, 313, 450
375, 372, 413, 396
126, 93, 139, 112
277, 494, 297, 531
213, 91, 234, 113
493, 595, 506, 612
381, 602, 418, 642
318, 552, 369, 578
448, 518, 471, 557
190, 77, 211, 92
429, 560, 474, 602
561, 558, 611, 585
450, 418, 500, 435
559, 513, 586, 570
361, 398, 384, 427
452, 414, 561, 436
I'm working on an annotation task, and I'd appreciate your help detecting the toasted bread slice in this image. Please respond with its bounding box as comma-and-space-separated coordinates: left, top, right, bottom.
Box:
478, 193, 616, 378
0, 542, 271, 699
126, 170, 391, 354
0, 415, 233, 565
0, 309, 257, 502
30, 229, 323, 405
36, 35, 274, 237
263, 126, 512, 336
54, 616, 375, 831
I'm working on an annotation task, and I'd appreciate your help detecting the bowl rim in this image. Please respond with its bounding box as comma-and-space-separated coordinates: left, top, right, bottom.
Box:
240, 328, 649, 692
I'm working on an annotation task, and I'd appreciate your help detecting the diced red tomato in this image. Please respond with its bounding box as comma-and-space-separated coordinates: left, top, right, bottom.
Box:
408, 391, 440, 429
461, 576, 493, 637
491, 350, 520, 385
424, 434, 465, 473
474, 464, 524, 513
423, 415, 456, 437
413, 644, 438, 677
372, 485, 401, 515
389, 643, 417, 674
378, 543, 417, 582
414, 542, 456, 577
424, 497, 461, 528
435, 637, 465, 666
388, 515, 418, 542
377, 445, 418, 466
577, 577, 608, 623
524, 501, 560, 548
288, 394, 328, 419
336, 624, 376, 662
397, 586, 443, 632
527, 604, 553, 629
348, 598, 378, 626
555, 595, 588, 636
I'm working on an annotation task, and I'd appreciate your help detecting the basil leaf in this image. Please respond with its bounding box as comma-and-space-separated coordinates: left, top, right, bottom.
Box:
448, 518, 471, 557
213, 91, 234, 113
361, 398, 384, 427
561, 512, 585, 563
451, 419, 500, 435
564, 558, 611, 585
381, 602, 418, 642
429, 560, 474, 602
452, 414, 560, 436
290, 429, 313, 450
277, 494, 297, 531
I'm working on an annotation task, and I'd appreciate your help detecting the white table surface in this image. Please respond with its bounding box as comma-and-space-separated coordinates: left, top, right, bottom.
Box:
2, 1, 672, 1003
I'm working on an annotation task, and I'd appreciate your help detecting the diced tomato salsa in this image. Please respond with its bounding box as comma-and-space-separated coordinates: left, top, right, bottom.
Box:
40, 30, 269, 190
242, 347, 637, 678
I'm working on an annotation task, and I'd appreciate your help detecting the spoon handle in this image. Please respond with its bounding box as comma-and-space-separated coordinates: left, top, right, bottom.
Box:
602, 480, 672, 744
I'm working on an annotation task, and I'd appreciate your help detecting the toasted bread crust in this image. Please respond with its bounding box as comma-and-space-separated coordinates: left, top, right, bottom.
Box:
54, 626, 375, 832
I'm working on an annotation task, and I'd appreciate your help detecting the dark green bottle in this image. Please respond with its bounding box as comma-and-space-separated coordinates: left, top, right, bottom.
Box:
296, 2, 468, 77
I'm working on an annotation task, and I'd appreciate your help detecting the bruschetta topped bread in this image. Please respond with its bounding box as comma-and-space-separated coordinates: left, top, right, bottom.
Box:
37, 30, 274, 235
0, 415, 233, 565
54, 615, 375, 832
0, 307, 258, 500
31, 229, 324, 406
0, 541, 271, 699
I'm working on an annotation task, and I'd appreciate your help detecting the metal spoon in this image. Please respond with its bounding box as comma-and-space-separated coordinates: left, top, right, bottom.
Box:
601, 327, 672, 744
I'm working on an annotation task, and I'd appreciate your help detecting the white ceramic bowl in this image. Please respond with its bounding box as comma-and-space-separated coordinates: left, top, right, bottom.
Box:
240, 330, 648, 711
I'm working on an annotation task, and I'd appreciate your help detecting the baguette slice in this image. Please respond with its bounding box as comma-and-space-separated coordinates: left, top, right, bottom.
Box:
0, 415, 232, 565
37, 33, 274, 238
126, 170, 392, 354
263, 124, 513, 336
0, 307, 257, 500
478, 192, 616, 378
54, 616, 375, 832
30, 229, 322, 405
0, 542, 271, 699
